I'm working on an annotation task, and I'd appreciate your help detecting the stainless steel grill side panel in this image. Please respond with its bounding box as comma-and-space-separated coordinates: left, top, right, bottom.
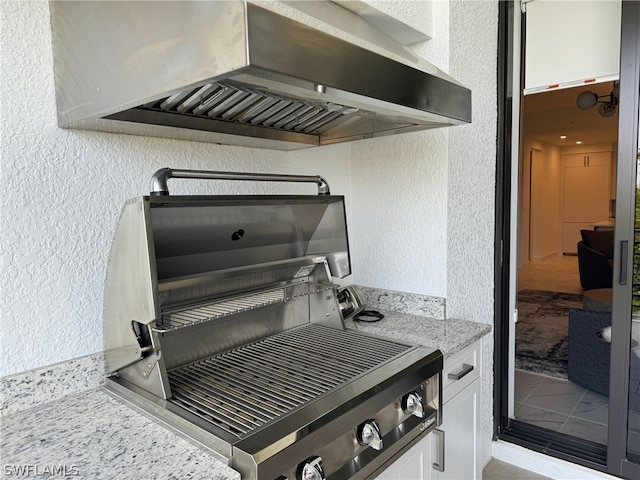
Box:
103, 198, 160, 374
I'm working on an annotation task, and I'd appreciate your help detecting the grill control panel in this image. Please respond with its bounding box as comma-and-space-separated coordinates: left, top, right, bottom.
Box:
260, 371, 441, 480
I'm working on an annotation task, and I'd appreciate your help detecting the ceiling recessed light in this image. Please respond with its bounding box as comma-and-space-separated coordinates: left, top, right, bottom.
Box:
576, 141, 582, 144
560, 135, 567, 139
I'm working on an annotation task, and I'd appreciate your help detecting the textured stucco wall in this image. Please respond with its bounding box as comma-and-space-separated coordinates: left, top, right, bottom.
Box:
348, 1, 449, 298
447, 0, 499, 466
350, 129, 448, 296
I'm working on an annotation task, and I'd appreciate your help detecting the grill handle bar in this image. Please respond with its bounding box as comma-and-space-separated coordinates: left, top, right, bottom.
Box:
150, 168, 330, 196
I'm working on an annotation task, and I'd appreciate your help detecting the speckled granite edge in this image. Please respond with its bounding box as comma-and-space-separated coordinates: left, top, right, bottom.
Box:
345, 310, 492, 358
356, 285, 446, 319
0, 351, 105, 417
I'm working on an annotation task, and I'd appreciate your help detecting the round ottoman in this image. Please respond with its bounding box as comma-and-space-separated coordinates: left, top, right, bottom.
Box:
582, 288, 613, 312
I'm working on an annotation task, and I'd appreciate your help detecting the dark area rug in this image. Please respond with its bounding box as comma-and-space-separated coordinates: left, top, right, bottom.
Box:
516, 289, 583, 379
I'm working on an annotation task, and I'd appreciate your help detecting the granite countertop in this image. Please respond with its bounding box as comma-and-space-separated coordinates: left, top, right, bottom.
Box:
0, 388, 239, 480
344, 310, 492, 357
0, 313, 490, 479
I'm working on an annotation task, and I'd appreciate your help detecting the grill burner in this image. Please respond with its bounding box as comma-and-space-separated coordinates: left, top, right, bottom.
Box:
168, 324, 413, 437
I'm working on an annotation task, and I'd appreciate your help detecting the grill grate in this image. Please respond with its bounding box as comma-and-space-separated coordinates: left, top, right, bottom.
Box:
167, 324, 413, 437
144, 81, 357, 135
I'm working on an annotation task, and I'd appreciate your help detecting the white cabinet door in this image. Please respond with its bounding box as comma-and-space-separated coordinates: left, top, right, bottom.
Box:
563, 152, 612, 169
375, 434, 432, 480
432, 378, 481, 480
562, 152, 611, 254
563, 153, 588, 168
563, 164, 610, 221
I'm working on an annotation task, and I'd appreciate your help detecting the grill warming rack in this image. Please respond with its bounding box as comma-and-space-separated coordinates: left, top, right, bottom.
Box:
155, 284, 334, 333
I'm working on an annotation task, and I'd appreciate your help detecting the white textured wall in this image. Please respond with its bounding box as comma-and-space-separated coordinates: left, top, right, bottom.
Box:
350, 130, 448, 296
349, 1, 449, 297
447, 0, 499, 466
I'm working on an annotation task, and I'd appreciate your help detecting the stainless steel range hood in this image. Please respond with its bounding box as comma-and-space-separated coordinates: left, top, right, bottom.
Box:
50, 1, 471, 150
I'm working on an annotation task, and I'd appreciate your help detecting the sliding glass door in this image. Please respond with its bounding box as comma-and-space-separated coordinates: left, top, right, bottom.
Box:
609, 2, 640, 476
495, 1, 640, 478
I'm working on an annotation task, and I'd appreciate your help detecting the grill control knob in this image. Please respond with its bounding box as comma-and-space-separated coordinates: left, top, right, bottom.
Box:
402, 391, 425, 418
297, 456, 325, 480
357, 419, 383, 450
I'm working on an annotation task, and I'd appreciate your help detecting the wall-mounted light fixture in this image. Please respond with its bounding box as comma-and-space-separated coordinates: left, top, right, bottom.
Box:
576, 81, 619, 117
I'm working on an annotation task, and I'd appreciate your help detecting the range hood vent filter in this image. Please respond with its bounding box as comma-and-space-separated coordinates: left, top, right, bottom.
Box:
132, 81, 355, 136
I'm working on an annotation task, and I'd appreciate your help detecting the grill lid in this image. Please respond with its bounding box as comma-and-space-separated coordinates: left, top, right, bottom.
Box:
149, 194, 351, 281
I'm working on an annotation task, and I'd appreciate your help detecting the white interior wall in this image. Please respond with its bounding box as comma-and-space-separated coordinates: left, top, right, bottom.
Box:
527, 140, 562, 260
519, 139, 563, 265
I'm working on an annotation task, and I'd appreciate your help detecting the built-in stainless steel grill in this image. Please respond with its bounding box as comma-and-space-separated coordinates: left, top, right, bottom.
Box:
103, 169, 443, 480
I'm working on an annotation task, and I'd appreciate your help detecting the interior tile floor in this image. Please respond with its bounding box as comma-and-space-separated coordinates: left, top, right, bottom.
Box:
518, 253, 582, 294
515, 370, 609, 445
515, 252, 640, 457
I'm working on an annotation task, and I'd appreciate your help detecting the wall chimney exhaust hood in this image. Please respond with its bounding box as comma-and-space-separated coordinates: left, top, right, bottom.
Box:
50, 1, 471, 150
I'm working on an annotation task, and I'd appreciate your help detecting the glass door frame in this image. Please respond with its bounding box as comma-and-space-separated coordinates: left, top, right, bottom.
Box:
494, 1, 640, 478
608, 0, 640, 477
